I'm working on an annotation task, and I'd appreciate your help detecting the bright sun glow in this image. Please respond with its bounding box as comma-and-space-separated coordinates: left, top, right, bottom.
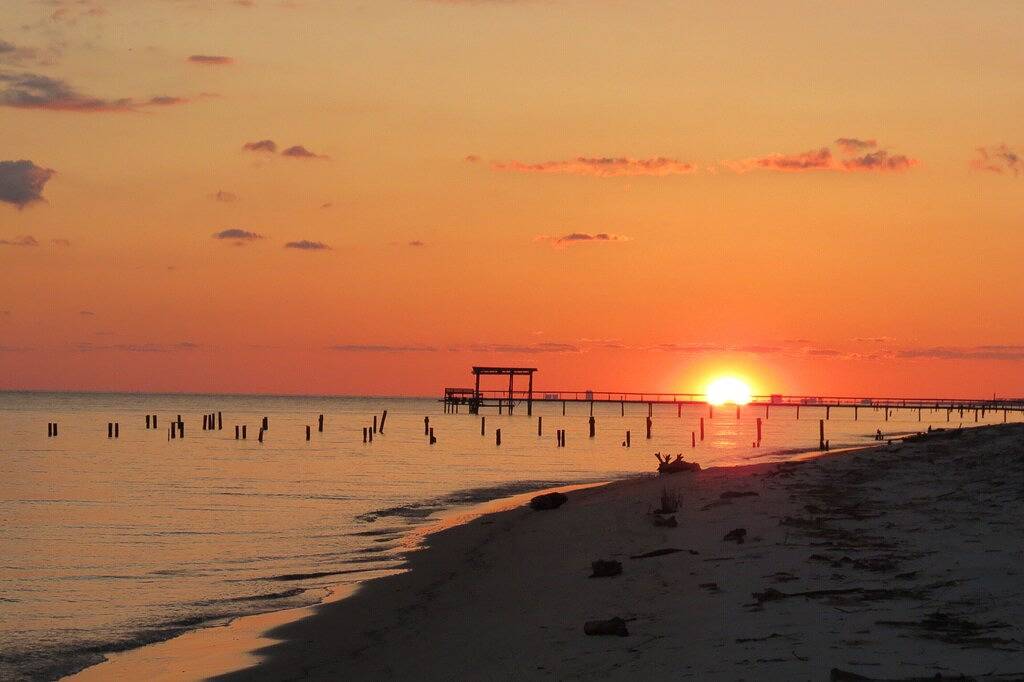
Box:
705, 377, 753, 406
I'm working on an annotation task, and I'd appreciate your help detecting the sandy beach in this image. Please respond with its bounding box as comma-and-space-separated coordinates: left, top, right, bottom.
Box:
72, 423, 1024, 681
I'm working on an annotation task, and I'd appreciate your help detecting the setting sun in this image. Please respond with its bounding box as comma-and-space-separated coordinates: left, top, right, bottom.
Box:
705, 377, 754, 406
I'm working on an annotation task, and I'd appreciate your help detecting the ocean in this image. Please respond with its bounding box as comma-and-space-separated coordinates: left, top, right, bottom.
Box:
0, 391, 1012, 680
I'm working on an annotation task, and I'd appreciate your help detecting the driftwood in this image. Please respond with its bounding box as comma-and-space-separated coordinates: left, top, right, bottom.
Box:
723, 528, 747, 543
529, 492, 568, 511
653, 514, 677, 527
720, 490, 759, 499
655, 452, 701, 474
583, 617, 629, 636
629, 547, 698, 559
590, 560, 622, 578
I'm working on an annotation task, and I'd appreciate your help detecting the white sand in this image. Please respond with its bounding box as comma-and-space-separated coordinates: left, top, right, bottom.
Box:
71, 424, 1024, 681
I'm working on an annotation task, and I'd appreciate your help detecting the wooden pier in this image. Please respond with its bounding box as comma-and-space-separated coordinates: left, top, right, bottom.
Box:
443, 369, 1024, 419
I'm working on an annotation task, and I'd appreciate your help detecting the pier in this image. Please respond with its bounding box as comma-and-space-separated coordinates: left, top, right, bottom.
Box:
442, 368, 1024, 419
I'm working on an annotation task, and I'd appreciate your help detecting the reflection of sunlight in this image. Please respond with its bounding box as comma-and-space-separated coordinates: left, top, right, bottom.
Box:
705, 377, 753, 405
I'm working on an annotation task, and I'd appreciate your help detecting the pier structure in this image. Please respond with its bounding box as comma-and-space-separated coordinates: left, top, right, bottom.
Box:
445, 366, 537, 415
442, 381, 1024, 420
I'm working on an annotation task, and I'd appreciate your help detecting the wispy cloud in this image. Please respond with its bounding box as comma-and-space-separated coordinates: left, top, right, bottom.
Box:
0, 72, 188, 113
329, 343, 437, 352
0, 234, 39, 246
725, 139, 918, 174
212, 228, 263, 243
0, 39, 58, 67
284, 239, 330, 250
187, 55, 234, 66
970, 144, 1022, 176
210, 190, 238, 202
74, 341, 201, 353
242, 140, 327, 159
491, 156, 696, 177
464, 342, 581, 354
281, 145, 328, 159
243, 139, 277, 153
834, 137, 877, 154
51, 238, 70, 246
408, 240, 426, 247
0, 160, 55, 208
535, 232, 630, 248
896, 345, 1024, 361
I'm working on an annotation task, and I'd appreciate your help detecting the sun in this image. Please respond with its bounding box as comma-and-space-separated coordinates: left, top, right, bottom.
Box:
705, 376, 753, 406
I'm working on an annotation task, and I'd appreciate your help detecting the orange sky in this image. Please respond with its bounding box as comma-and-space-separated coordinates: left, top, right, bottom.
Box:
2, 0, 1023, 397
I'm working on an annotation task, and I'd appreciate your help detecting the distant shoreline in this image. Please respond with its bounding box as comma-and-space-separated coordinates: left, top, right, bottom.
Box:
69, 422, 1024, 680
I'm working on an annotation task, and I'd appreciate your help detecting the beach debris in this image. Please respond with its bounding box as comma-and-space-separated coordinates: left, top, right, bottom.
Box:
876, 611, 1016, 649
590, 560, 622, 578
583, 617, 629, 637
652, 514, 677, 528
629, 547, 698, 559
720, 490, 758, 499
723, 528, 747, 543
654, 486, 681, 514
699, 582, 720, 593
829, 669, 977, 681
752, 583, 942, 607
655, 452, 701, 474
529, 492, 568, 510
735, 632, 786, 643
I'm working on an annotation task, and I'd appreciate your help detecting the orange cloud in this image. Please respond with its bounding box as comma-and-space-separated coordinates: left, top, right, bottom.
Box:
0, 160, 55, 207
491, 156, 696, 177
970, 144, 1021, 176
0, 72, 188, 113
727, 141, 917, 174
187, 55, 234, 66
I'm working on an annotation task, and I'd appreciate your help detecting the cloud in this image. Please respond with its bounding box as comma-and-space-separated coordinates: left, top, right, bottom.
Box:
284, 239, 330, 250
75, 341, 201, 353
834, 137, 877, 154
556, 232, 628, 245
0, 160, 55, 207
536, 232, 630, 247
79, 310, 95, 316
281, 145, 328, 159
210, 190, 238, 202
465, 342, 581, 354
212, 228, 263, 243
0, 39, 57, 67
0, 72, 188, 113
329, 344, 437, 352
51, 238, 71, 246
408, 240, 426, 247
243, 139, 277, 153
840, 150, 917, 172
464, 154, 480, 163
896, 345, 1024, 361
0, 235, 39, 246
726, 141, 918, 174
187, 55, 234, 66
970, 144, 1022, 176
491, 156, 696, 177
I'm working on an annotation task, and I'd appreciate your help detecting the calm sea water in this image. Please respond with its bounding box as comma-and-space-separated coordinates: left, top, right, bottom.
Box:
0, 391, 1014, 680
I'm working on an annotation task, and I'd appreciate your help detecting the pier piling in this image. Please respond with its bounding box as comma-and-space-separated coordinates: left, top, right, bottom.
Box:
537, 416, 542, 436
318, 414, 324, 432
699, 417, 705, 441
306, 425, 311, 441
481, 416, 486, 436
495, 428, 501, 446
646, 416, 652, 439
589, 416, 596, 438
626, 430, 631, 447
379, 410, 388, 434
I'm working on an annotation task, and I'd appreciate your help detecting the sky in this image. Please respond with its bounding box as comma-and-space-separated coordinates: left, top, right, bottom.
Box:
1, 0, 1023, 398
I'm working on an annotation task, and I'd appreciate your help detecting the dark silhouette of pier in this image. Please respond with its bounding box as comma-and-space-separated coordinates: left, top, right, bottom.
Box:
443, 367, 1024, 422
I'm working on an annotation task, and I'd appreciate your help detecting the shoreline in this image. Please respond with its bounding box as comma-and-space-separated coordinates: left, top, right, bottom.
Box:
65, 482, 611, 682
70, 424, 1024, 680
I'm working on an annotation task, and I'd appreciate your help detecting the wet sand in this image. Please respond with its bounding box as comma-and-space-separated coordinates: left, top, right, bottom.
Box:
71, 424, 1024, 681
